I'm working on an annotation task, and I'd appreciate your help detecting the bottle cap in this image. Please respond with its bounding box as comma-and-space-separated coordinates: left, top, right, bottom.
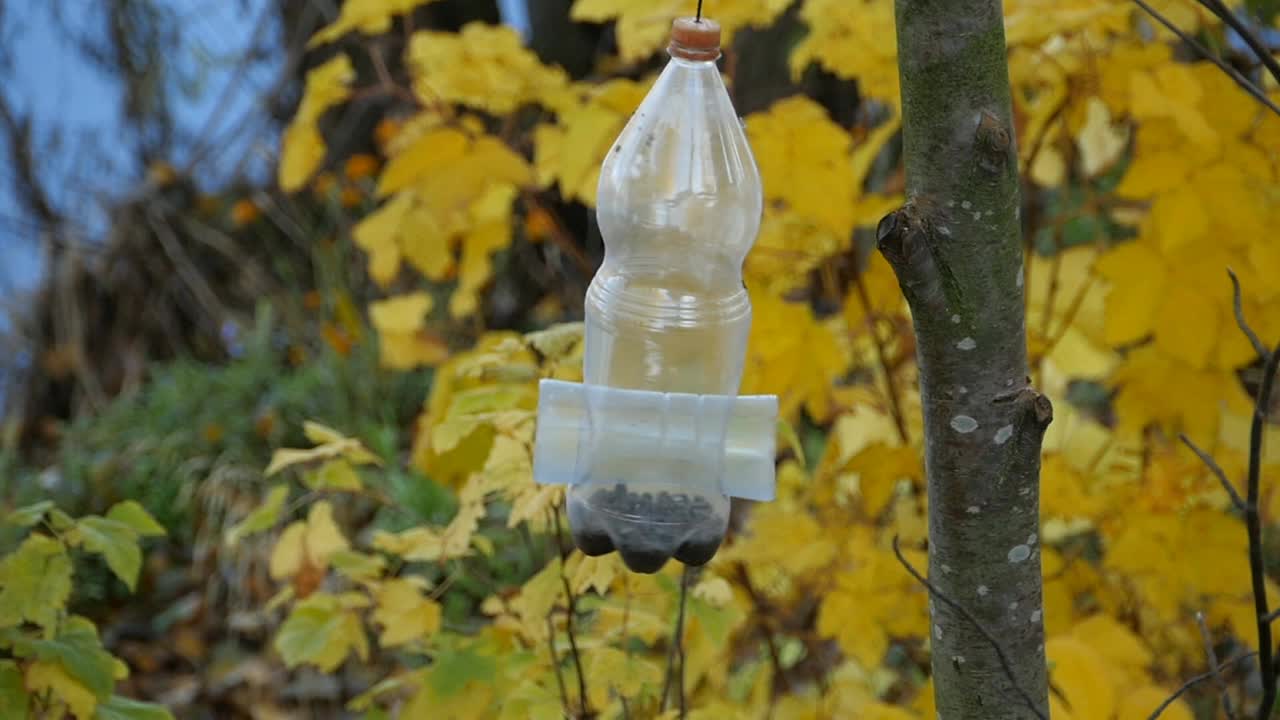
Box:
669, 17, 721, 61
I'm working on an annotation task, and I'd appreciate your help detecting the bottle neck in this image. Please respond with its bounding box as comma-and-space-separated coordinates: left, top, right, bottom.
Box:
667, 44, 720, 63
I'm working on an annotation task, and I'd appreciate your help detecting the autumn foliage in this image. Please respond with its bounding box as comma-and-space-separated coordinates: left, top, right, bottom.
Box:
8, 0, 1276, 717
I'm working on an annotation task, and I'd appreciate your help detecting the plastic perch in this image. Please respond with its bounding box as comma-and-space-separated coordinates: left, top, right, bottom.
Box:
532, 16, 778, 573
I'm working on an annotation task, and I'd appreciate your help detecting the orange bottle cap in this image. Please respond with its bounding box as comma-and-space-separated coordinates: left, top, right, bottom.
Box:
669, 17, 721, 61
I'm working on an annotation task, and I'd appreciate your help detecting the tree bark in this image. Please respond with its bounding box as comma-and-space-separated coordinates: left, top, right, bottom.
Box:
881, 1, 1052, 717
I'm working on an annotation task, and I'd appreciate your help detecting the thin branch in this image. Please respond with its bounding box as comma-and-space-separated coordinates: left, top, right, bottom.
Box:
1179, 432, 1246, 512
1148, 652, 1257, 719
734, 562, 792, 695
1130, 0, 1280, 118
1195, 611, 1236, 720
546, 610, 571, 716
1228, 269, 1269, 362
1195, 0, 1280, 90
1249, 341, 1280, 701
551, 508, 591, 717
851, 250, 909, 445
891, 536, 1048, 720
661, 567, 692, 717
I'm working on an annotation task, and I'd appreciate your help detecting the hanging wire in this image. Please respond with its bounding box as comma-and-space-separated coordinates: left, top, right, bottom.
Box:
696, 0, 703, 21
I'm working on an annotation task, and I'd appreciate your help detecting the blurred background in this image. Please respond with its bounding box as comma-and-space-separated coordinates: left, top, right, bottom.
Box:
1, 0, 1279, 718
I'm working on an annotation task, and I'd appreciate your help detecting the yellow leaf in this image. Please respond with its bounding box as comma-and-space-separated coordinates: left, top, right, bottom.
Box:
1094, 240, 1166, 346
310, 0, 442, 46
1075, 96, 1128, 176
265, 424, 380, 476
841, 443, 921, 517
270, 522, 307, 580
1115, 147, 1192, 198
1045, 636, 1115, 720
1031, 145, 1066, 187
1041, 454, 1106, 526
372, 578, 443, 646
305, 501, 349, 564
278, 54, 354, 192
279, 123, 328, 194
1152, 283, 1219, 370
535, 79, 649, 205
1149, 183, 1208, 252
369, 292, 433, 334
353, 192, 410, 286
571, 0, 790, 63
790, 0, 899, 103
747, 96, 856, 236
1069, 614, 1152, 679
692, 576, 733, 608
585, 647, 662, 709
25, 661, 97, 720
377, 127, 470, 197
741, 290, 849, 423
817, 535, 928, 668
407, 23, 570, 114
269, 502, 350, 580
569, 552, 620, 596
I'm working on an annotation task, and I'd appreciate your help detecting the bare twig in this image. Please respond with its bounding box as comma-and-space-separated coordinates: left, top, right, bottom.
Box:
891, 536, 1048, 720
1148, 652, 1257, 719
546, 610, 571, 716
1180, 432, 1246, 512
1228, 269, 1269, 361
851, 250, 909, 445
1249, 342, 1280, 702
1195, 0, 1280, 90
551, 508, 591, 717
1130, 0, 1280, 118
661, 567, 692, 717
1195, 611, 1237, 720
734, 562, 792, 695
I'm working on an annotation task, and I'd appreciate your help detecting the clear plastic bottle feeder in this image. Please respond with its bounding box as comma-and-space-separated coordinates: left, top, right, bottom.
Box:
533, 16, 778, 574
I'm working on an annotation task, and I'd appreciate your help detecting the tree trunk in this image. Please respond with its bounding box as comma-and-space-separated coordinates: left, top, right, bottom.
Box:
880, 1, 1052, 717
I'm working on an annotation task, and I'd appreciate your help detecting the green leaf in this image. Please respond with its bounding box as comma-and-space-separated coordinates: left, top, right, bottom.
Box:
224, 485, 289, 547
105, 502, 166, 537
329, 549, 386, 582
426, 645, 496, 698
77, 517, 143, 591
93, 695, 175, 720
0, 660, 29, 719
4, 500, 53, 528
13, 617, 117, 701
304, 459, 364, 492
275, 593, 368, 671
0, 534, 72, 630
49, 509, 77, 532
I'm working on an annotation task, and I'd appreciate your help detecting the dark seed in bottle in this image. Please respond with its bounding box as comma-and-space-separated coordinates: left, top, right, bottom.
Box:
673, 534, 722, 566
572, 528, 615, 556
563, 484, 728, 573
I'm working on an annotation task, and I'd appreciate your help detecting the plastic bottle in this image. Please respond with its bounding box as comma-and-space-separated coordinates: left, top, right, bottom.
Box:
531, 16, 774, 574
562, 17, 765, 573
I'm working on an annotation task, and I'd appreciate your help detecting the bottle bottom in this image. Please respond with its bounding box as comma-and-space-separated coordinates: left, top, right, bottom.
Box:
567, 483, 727, 573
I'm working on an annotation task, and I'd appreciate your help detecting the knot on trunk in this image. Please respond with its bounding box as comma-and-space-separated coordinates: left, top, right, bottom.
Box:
974, 110, 1012, 175
877, 199, 953, 318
